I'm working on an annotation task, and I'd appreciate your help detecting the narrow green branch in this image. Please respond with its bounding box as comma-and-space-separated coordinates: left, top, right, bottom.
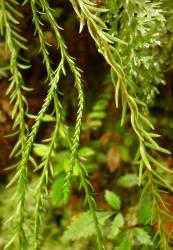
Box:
36, 0, 85, 201
79, 165, 105, 250
0, 1, 30, 248
33, 95, 61, 250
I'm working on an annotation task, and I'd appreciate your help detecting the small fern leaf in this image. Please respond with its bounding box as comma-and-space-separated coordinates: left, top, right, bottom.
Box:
133, 228, 153, 246
63, 211, 114, 240
105, 190, 121, 210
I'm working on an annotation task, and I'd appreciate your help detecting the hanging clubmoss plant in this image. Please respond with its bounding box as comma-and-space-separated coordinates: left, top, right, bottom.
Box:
0, 0, 173, 249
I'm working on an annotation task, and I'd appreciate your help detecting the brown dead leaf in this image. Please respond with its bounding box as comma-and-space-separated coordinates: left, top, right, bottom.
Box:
154, 194, 173, 238
81, 129, 91, 146
70, 194, 79, 209
160, 194, 173, 232
91, 171, 103, 193
112, 132, 122, 143
107, 143, 121, 172
100, 132, 111, 145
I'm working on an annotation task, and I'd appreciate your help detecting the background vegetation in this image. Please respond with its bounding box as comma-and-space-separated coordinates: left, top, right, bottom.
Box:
0, 0, 173, 249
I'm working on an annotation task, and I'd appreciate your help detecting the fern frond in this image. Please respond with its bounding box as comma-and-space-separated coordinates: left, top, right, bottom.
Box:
63, 210, 114, 241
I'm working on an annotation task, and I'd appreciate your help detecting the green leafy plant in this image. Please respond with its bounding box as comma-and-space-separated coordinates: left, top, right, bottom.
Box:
64, 189, 156, 249
0, 0, 173, 250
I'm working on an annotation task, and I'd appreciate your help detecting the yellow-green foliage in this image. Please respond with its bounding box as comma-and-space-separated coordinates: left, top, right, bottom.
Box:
0, 0, 173, 250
